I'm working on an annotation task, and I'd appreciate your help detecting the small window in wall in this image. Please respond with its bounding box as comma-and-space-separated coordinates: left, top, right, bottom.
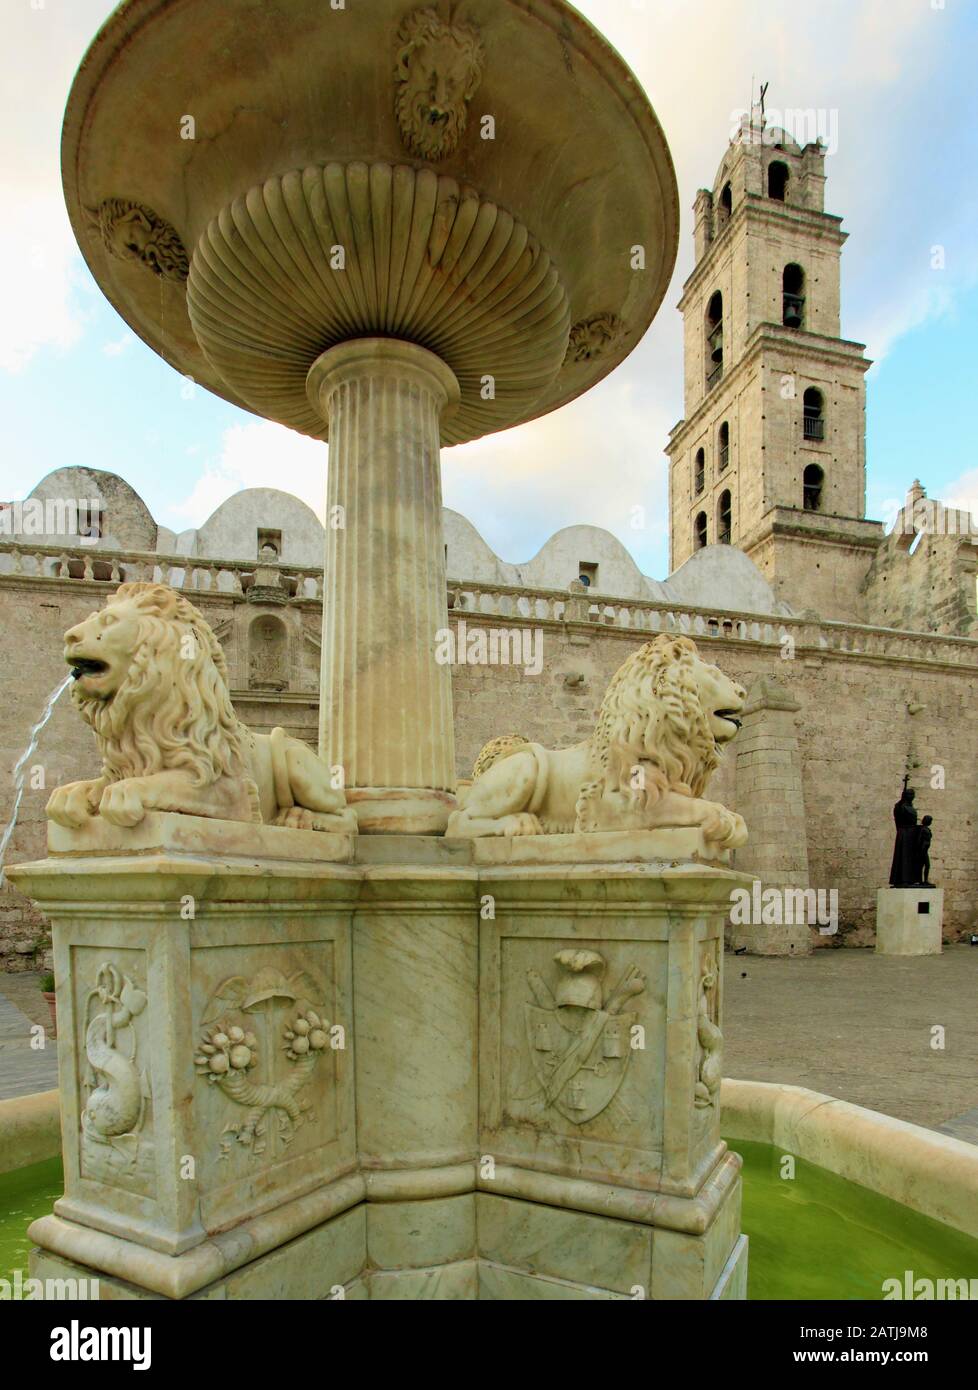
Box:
783, 263, 805, 328
718, 421, 730, 472
578, 561, 599, 589
257, 527, 282, 560
718, 181, 732, 228
803, 387, 825, 442
694, 511, 708, 550
768, 160, 789, 201
706, 291, 723, 390
717, 490, 732, 544
803, 464, 824, 512
694, 448, 706, 495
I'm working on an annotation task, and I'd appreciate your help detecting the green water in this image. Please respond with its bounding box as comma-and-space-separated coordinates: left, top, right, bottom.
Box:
2, 1147, 977, 1298
731, 1137, 978, 1300
0, 1157, 63, 1282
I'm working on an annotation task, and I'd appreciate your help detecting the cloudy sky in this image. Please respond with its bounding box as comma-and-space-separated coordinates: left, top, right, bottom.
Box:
1, 0, 976, 578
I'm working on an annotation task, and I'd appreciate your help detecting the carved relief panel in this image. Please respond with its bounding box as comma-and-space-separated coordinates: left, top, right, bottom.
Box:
694, 940, 723, 1112
481, 917, 668, 1189
191, 936, 353, 1233
75, 950, 154, 1196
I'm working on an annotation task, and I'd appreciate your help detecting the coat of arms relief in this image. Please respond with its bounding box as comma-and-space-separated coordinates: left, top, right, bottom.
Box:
523, 950, 646, 1125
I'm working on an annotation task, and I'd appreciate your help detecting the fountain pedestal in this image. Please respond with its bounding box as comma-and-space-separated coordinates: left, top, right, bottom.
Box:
10, 818, 748, 1300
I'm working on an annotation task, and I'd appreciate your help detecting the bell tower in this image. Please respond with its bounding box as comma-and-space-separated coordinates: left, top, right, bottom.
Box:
666, 109, 882, 620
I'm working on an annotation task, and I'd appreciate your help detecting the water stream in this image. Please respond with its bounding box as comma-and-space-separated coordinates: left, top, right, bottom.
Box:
0, 675, 73, 887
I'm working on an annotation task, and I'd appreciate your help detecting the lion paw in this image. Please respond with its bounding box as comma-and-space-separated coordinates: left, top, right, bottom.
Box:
46, 779, 104, 828
701, 805, 748, 851
98, 779, 148, 828
273, 806, 316, 830
501, 813, 542, 837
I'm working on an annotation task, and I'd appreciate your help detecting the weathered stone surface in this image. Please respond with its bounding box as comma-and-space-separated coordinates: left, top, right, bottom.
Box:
11, 820, 747, 1299
876, 887, 943, 956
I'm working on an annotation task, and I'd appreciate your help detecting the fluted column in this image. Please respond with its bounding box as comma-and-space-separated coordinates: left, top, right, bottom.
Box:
307, 339, 460, 833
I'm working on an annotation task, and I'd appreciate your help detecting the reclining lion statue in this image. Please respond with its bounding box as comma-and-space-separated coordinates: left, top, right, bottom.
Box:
446, 635, 748, 853
47, 582, 356, 833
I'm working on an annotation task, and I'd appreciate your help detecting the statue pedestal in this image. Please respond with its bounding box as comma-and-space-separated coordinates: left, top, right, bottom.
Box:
10, 817, 748, 1300
876, 888, 944, 956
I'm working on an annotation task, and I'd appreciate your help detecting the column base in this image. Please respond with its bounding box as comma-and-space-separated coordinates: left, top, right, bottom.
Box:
30, 1159, 744, 1301
346, 787, 457, 834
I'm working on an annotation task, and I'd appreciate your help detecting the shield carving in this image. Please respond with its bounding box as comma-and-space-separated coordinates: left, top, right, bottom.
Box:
524, 951, 646, 1124
524, 1001, 639, 1123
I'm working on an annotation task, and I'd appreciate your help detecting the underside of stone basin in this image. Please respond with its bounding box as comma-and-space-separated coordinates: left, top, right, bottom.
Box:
63, 0, 679, 445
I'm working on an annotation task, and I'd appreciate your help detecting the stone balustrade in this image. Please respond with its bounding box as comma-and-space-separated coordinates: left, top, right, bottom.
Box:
0, 541, 324, 601
2, 540, 976, 669
448, 579, 978, 670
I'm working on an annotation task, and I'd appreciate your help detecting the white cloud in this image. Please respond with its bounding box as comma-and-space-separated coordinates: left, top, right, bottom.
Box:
579, 0, 973, 370
941, 470, 978, 527
6, 0, 972, 569
102, 333, 134, 359
0, 190, 84, 372
444, 365, 672, 575
169, 420, 328, 527
0, 1, 117, 373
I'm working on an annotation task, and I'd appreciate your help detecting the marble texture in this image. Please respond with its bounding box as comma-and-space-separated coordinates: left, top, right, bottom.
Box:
366, 1195, 475, 1271
0, 1089, 60, 1174
308, 340, 459, 832
13, 819, 748, 1299
476, 1193, 651, 1294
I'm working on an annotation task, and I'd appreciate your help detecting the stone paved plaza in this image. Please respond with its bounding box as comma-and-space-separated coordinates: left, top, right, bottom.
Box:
0, 973, 58, 1101
724, 945, 978, 1139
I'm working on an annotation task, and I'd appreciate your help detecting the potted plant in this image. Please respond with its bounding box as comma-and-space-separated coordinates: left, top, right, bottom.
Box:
39, 972, 57, 1038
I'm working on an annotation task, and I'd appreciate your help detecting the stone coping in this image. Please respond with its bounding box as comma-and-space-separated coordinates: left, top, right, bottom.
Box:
0, 1089, 60, 1176
14, 814, 746, 880
720, 1079, 978, 1241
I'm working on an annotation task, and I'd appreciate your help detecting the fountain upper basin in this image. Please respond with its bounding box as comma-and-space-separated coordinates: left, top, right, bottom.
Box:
61, 0, 679, 444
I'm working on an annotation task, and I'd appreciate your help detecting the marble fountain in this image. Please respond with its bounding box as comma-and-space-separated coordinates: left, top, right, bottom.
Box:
10, 0, 973, 1303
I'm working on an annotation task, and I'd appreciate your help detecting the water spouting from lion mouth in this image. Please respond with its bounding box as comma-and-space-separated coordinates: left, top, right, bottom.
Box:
0, 675, 73, 887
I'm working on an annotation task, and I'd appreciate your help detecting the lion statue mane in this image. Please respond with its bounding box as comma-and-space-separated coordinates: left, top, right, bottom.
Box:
47, 582, 355, 833
445, 635, 748, 854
